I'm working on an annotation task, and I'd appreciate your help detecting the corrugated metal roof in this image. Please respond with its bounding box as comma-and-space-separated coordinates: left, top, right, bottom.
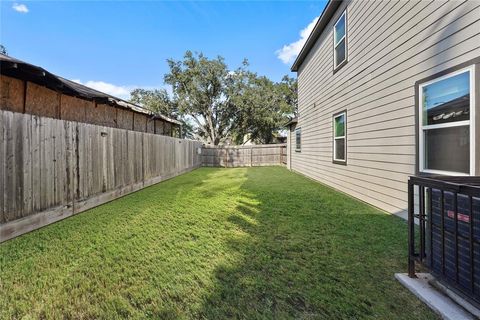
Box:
0, 53, 181, 125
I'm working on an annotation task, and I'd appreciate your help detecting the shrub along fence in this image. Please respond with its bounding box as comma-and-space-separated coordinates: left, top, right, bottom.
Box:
201, 144, 287, 167
0, 110, 202, 242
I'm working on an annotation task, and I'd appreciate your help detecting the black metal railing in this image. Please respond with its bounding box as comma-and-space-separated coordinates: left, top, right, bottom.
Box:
408, 175, 480, 306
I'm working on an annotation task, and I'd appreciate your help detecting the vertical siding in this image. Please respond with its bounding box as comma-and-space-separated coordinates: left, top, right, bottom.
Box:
292, 0, 480, 214
0, 110, 203, 241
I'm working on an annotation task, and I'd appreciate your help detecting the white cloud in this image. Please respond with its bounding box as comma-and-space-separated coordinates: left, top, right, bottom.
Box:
72, 80, 133, 100
276, 16, 319, 65
12, 3, 29, 13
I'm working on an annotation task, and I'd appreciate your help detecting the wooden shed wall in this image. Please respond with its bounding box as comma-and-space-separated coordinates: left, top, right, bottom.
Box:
147, 119, 155, 134
97, 103, 117, 128
291, 0, 480, 214
155, 120, 165, 134
116, 107, 134, 130
133, 113, 147, 132
0, 75, 24, 113
0, 109, 202, 242
25, 82, 59, 118
84, 102, 107, 126
60, 94, 87, 122
164, 122, 172, 136
0, 75, 179, 136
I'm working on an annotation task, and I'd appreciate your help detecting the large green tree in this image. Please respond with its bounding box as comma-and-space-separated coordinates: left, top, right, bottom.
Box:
278, 75, 298, 116
164, 51, 241, 145
130, 88, 177, 118
131, 51, 297, 145
229, 73, 296, 144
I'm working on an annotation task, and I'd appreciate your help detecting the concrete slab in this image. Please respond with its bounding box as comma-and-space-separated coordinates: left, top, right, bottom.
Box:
393, 210, 408, 221
392, 209, 419, 225
429, 275, 480, 319
395, 273, 475, 320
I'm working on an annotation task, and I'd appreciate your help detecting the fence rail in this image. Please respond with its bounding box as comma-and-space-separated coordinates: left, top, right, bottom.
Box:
0, 110, 202, 242
201, 144, 286, 168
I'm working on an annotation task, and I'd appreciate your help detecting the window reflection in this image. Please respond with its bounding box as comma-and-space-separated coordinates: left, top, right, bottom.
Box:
422, 71, 470, 126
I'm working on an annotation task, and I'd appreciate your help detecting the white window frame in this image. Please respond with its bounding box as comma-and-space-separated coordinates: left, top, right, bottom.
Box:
418, 65, 475, 176
333, 10, 347, 70
333, 112, 347, 163
295, 128, 301, 152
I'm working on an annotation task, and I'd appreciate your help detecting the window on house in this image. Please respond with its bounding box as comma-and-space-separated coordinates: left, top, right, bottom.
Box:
419, 67, 475, 175
333, 112, 346, 163
334, 10, 347, 70
295, 128, 301, 152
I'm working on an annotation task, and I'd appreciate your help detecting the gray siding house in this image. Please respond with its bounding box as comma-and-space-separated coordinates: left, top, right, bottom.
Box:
288, 0, 480, 215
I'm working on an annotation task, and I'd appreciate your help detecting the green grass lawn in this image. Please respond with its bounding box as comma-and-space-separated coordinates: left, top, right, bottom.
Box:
0, 167, 436, 319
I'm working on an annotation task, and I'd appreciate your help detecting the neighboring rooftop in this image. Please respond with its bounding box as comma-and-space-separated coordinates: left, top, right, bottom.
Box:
0, 53, 181, 125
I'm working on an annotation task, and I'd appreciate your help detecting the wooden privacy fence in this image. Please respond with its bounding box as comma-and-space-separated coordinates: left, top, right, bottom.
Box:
0, 110, 202, 242
202, 144, 287, 167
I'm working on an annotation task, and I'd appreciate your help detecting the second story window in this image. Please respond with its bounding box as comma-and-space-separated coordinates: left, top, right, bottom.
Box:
334, 10, 347, 70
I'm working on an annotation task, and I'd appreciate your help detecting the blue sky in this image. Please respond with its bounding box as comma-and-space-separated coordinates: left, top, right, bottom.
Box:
423, 71, 470, 110
1, 1, 326, 99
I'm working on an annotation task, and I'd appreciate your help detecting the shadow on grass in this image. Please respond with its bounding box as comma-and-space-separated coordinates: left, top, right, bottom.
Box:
196, 167, 437, 319
0, 168, 241, 317
0, 167, 438, 319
